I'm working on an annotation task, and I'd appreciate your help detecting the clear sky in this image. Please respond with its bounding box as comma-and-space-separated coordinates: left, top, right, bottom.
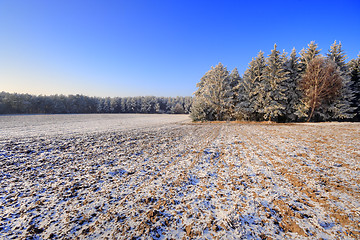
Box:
1, 0, 359, 97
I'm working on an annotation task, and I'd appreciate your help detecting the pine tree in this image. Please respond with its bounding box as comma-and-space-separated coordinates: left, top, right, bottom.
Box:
283, 48, 303, 121
325, 40, 355, 120
348, 53, 360, 120
262, 44, 288, 121
242, 51, 267, 121
191, 63, 232, 121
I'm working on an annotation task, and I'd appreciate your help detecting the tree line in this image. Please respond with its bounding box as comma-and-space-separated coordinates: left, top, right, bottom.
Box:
191, 41, 360, 122
0, 92, 192, 115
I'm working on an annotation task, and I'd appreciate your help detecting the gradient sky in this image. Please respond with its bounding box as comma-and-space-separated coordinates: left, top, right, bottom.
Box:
1, 0, 359, 97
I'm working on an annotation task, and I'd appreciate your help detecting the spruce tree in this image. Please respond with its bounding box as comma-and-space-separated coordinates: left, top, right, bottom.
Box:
299, 41, 321, 73
325, 41, 355, 120
348, 53, 360, 120
242, 51, 267, 121
283, 48, 302, 121
227, 68, 241, 120
262, 44, 288, 121
234, 73, 249, 120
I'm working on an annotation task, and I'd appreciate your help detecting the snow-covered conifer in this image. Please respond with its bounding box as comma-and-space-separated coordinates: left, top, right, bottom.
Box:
262, 44, 288, 121
233, 71, 249, 120
348, 53, 360, 120
227, 68, 241, 119
299, 41, 321, 73
191, 63, 232, 121
242, 51, 267, 121
325, 41, 355, 120
283, 48, 303, 121
190, 98, 213, 121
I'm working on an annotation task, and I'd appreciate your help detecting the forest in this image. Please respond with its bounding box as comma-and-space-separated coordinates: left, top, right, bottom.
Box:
2, 41, 359, 122
0, 92, 192, 115
191, 41, 360, 122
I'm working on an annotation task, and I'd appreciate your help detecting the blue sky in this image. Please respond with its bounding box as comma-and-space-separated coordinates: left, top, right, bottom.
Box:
1, 0, 359, 97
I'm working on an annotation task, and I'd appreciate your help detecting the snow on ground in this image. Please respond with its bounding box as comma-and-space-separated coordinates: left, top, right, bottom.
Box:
0, 115, 359, 239
0, 114, 190, 139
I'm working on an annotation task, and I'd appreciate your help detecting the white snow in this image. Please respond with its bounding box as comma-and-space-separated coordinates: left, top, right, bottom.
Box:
0, 114, 190, 139
0, 115, 359, 239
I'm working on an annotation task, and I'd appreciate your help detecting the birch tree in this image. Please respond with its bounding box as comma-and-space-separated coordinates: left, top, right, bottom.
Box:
296, 41, 322, 119
299, 57, 342, 121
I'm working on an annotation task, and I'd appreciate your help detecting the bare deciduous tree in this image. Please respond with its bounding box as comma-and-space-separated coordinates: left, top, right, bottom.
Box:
300, 57, 342, 121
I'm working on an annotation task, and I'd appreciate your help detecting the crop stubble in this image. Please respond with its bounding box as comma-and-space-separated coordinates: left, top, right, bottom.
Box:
0, 119, 359, 239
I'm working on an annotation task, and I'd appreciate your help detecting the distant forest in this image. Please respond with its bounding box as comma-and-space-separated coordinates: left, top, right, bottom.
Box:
191, 41, 360, 122
0, 92, 192, 115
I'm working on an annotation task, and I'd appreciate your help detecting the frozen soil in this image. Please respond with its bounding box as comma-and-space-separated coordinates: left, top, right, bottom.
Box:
0, 116, 359, 239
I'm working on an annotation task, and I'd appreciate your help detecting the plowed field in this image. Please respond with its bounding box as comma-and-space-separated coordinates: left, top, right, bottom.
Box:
1, 115, 359, 239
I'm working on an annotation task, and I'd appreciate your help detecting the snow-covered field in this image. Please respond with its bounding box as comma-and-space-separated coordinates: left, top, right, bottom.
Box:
1, 114, 359, 239
0, 114, 190, 139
